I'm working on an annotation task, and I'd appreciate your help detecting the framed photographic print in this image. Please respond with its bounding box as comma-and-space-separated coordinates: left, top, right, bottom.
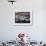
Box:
14, 10, 32, 26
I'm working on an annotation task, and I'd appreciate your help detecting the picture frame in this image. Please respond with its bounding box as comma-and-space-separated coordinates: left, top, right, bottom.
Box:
13, 10, 32, 26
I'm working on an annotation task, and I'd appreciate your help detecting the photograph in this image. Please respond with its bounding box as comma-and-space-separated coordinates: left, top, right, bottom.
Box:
14, 11, 32, 26
15, 12, 30, 23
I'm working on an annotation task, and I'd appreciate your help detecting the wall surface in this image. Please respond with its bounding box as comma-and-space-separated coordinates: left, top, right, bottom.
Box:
0, 0, 46, 42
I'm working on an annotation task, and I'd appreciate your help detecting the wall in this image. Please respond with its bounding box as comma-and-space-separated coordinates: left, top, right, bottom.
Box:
0, 0, 46, 42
